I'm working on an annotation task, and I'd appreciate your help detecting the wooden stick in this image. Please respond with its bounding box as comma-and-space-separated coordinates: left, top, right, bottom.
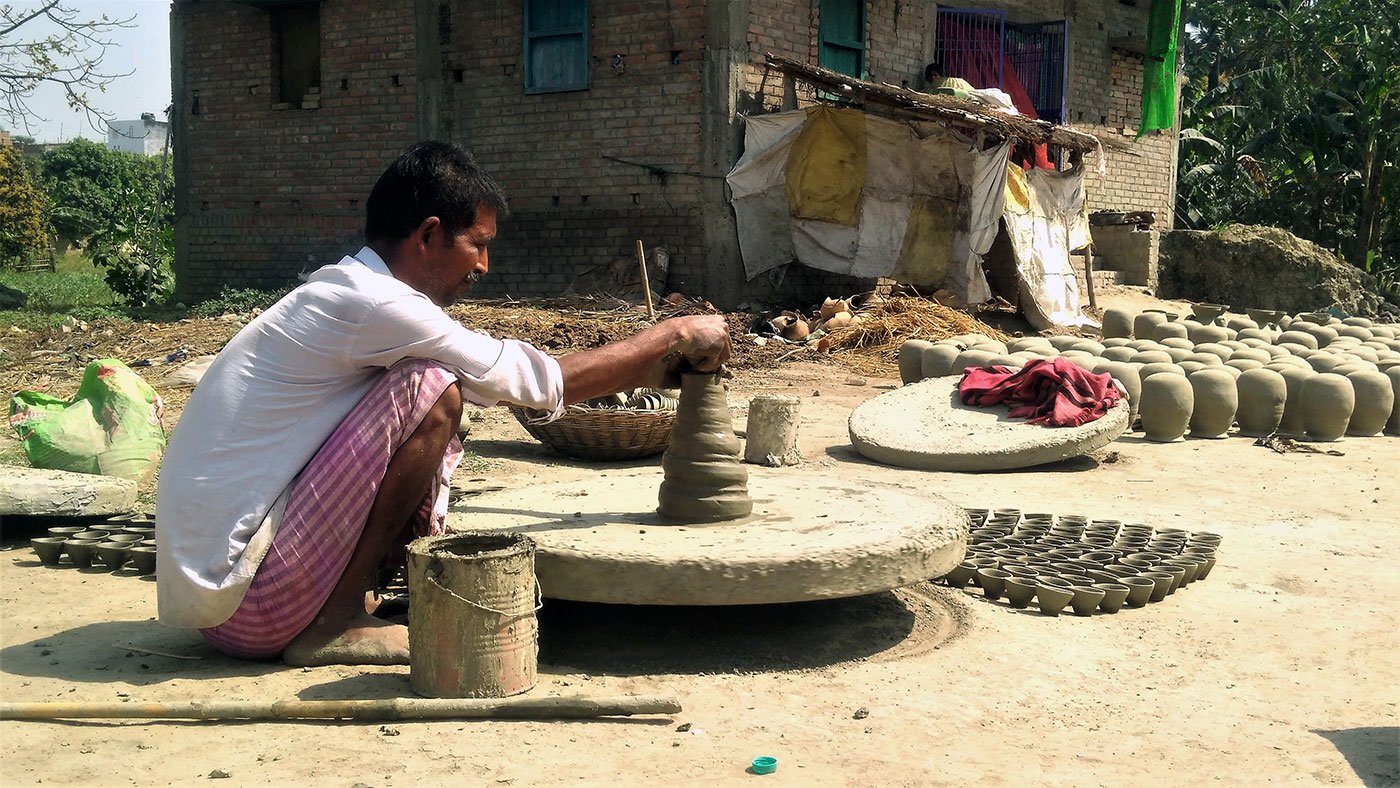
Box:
1084, 243, 1098, 309
635, 239, 656, 321
0, 695, 683, 722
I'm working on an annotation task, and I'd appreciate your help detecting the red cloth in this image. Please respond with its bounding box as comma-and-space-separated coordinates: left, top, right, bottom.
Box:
958, 357, 1122, 427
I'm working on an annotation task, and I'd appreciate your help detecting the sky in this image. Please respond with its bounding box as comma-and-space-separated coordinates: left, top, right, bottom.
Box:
4, 1, 171, 143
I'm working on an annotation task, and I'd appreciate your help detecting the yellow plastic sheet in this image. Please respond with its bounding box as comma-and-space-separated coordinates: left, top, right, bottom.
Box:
784, 106, 867, 227
893, 195, 957, 287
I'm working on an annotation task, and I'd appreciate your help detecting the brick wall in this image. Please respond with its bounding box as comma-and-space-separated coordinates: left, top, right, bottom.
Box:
443, 0, 712, 299
173, 0, 419, 301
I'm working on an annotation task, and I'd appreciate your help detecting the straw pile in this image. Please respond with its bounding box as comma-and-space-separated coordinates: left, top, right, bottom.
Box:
821, 296, 1011, 362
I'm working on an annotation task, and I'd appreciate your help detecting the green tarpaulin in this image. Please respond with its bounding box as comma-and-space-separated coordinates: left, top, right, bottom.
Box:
1138, 0, 1182, 137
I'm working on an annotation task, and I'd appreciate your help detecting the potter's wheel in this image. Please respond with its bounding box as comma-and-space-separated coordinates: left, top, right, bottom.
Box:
445, 470, 967, 605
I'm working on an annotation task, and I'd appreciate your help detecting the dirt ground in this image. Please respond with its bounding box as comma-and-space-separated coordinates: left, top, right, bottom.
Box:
2, 289, 1398, 786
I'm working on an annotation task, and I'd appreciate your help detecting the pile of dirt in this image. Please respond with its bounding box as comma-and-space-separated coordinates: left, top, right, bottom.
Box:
1159, 225, 1395, 317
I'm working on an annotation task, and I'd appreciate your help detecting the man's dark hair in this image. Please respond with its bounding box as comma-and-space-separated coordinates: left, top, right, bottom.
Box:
364, 141, 509, 244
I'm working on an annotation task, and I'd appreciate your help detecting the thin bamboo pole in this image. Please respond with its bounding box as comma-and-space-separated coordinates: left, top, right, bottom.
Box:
0, 695, 682, 722
635, 240, 656, 321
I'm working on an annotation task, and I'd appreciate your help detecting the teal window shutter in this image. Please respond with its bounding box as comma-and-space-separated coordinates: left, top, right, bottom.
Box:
524, 0, 589, 93
819, 0, 865, 78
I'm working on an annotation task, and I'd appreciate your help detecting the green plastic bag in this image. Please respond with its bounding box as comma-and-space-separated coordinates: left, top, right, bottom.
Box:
9, 358, 167, 481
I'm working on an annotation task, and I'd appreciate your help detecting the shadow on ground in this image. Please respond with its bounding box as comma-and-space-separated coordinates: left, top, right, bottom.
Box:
824, 443, 1105, 474
0, 620, 283, 685
1313, 727, 1400, 786
534, 590, 930, 677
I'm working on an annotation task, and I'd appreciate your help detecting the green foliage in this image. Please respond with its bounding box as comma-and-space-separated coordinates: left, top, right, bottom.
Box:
1178, 0, 1398, 283
0, 145, 50, 263
0, 251, 124, 331
189, 285, 295, 317
39, 140, 174, 306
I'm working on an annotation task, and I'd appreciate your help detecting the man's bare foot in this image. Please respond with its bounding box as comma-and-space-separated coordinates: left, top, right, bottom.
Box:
282, 611, 409, 667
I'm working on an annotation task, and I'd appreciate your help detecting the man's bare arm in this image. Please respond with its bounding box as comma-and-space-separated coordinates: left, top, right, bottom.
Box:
556, 315, 731, 405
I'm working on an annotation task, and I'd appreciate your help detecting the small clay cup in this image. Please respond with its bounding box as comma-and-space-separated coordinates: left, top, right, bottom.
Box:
1104, 566, 1139, 579
1003, 577, 1039, 609
1141, 571, 1174, 602
1158, 564, 1187, 593
30, 537, 66, 566
122, 526, 156, 538
1188, 531, 1224, 545
1058, 573, 1094, 588
1195, 555, 1218, 580
1070, 586, 1106, 616
72, 530, 107, 542
104, 533, 143, 545
127, 546, 157, 575
47, 526, 87, 539
1093, 583, 1131, 613
1121, 557, 1156, 570
1086, 570, 1121, 585
977, 568, 1012, 602
95, 542, 130, 572
1120, 577, 1156, 607
1034, 579, 1074, 617
140, 538, 157, 548
63, 539, 98, 568
90, 524, 126, 536
1080, 551, 1117, 563
941, 561, 977, 589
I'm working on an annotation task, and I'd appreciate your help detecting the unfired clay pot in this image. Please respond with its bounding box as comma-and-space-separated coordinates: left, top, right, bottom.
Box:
1344, 369, 1395, 437
1140, 374, 1194, 442
1098, 362, 1141, 425
1277, 330, 1319, 350
1120, 576, 1156, 608
1300, 373, 1354, 442
919, 344, 961, 379
899, 340, 935, 384
1094, 583, 1131, 614
1386, 367, 1400, 436
1139, 362, 1185, 380
1034, 579, 1074, 616
1188, 323, 1231, 345
1133, 312, 1167, 341
1235, 368, 1287, 437
1102, 347, 1137, 362
1225, 359, 1265, 373
1152, 322, 1189, 342
1003, 576, 1038, 609
1187, 369, 1237, 438
952, 349, 999, 374
1070, 586, 1106, 616
1102, 309, 1135, 339
657, 374, 753, 522
1132, 351, 1174, 365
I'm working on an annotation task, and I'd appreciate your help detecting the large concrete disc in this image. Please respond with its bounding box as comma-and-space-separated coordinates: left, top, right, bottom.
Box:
849, 376, 1128, 471
0, 467, 137, 517
446, 471, 966, 606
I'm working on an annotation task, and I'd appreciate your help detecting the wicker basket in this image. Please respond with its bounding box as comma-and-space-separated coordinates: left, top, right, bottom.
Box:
510, 405, 676, 461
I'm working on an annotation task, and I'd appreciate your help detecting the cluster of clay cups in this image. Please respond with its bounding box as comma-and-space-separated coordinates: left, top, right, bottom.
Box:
899, 308, 1400, 442
940, 509, 1222, 617
29, 513, 157, 576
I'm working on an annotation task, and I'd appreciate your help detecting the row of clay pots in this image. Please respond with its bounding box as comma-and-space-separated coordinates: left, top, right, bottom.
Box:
900, 329, 1400, 441
30, 522, 157, 575
1104, 307, 1395, 343
940, 509, 1222, 616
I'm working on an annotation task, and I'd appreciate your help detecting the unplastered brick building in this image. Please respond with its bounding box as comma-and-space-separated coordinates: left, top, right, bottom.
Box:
172, 0, 1177, 306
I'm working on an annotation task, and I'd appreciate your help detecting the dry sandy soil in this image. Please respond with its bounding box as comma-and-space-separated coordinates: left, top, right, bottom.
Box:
2, 290, 1398, 786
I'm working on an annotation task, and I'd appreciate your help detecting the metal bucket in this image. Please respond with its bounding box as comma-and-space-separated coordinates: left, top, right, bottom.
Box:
406, 531, 539, 698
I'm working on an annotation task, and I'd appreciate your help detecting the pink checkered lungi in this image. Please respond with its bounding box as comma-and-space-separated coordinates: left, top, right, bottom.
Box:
201, 360, 462, 659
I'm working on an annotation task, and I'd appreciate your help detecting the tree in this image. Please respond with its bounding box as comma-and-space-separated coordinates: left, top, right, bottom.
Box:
1, 2, 134, 133
0, 144, 50, 264
1179, 0, 1399, 292
38, 139, 174, 305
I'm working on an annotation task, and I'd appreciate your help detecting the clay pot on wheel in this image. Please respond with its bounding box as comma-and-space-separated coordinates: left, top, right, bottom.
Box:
1034, 578, 1075, 616
1301, 373, 1355, 442
1345, 369, 1394, 437
1235, 368, 1288, 437
1187, 369, 1237, 438
1140, 374, 1194, 442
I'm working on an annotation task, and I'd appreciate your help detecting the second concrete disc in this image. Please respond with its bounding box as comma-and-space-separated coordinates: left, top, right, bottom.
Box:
848, 376, 1128, 471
